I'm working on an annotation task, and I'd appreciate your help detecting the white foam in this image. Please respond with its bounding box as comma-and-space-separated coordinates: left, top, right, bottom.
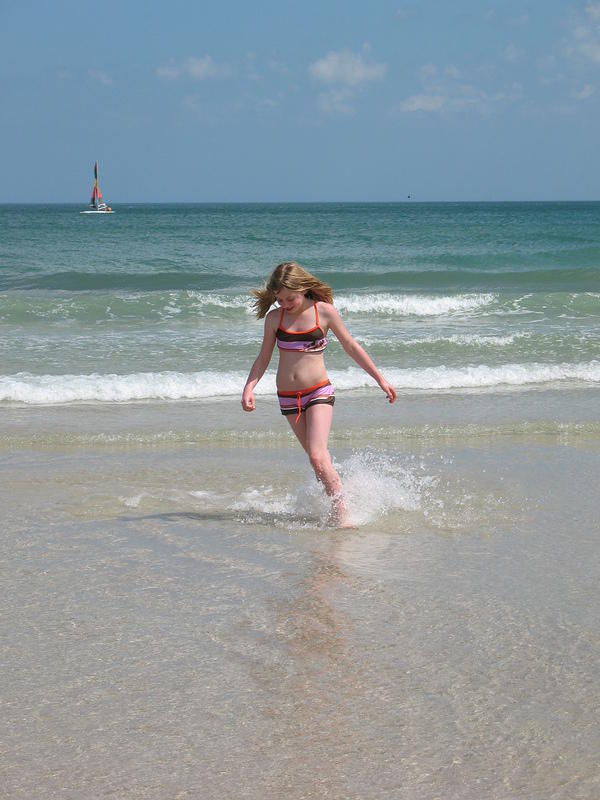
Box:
228, 452, 435, 528
185, 292, 252, 312
120, 493, 146, 509
0, 370, 272, 404
338, 451, 431, 525
332, 362, 600, 392
335, 292, 495, 316
358, 332, 526, 348
232, 486, 301, 519
387, 361, 600, 390
2, 361, 599, 404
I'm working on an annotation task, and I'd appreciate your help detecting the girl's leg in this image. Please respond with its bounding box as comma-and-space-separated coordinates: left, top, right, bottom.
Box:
285, 404, 351, 526
304, 404, 350, 526
302, 403, 339, 491
285, 410, 308, 453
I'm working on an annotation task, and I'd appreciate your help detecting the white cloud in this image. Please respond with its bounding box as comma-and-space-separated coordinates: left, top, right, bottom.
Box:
88, 70, 113, 87
156, 56, 230, 81
399, 94, 445, 112
309, 47, 385, 115
156, 62, 180, 80
318, 88, 356, 115
309, 48, 386, 87
578, 39, 600, 62
396, 3, 419, 21
574, 83, 595, 99
399, 86, 490, 114
399, 63, 493, 114
187, 56, 226, 79
504, 44, 521, 63
587, 2, 600, 23
419, 63, 437, 81
419, 62, 461, 82
569, 4, 600, 62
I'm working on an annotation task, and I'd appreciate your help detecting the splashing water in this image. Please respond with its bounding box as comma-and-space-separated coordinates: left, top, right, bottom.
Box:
337, 450, 436, 526
230, 450, 438, 529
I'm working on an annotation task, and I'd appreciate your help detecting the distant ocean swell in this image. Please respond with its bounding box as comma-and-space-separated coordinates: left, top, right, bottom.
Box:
2, 290, 598, 323
2, 266, 600, 293
3, 363, 600, 405
3, 203, 599, 408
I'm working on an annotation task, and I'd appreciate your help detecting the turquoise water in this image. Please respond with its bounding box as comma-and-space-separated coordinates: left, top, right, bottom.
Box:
3, 203, 600, 799
1, 202, 599, 402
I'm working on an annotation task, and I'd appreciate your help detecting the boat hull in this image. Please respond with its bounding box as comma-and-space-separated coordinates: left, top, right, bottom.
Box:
80, 210, 115, 214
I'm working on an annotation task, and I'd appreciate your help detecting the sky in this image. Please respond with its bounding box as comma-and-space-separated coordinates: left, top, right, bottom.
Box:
1, 0, 600, 202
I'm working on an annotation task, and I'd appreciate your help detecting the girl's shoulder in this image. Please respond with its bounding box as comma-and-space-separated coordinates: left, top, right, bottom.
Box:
264, 306, 281, 327
316, 300, 335, 311
316, 301, 338, 321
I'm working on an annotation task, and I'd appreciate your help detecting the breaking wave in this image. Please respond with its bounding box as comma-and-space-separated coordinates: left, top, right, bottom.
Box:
3, 361, 599, 405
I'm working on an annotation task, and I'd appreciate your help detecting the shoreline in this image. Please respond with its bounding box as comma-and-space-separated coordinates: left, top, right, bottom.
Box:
2, 392, 599, 798
3, 385, 598, 439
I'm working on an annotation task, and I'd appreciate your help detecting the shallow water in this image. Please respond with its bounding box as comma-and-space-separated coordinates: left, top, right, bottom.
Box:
2, 392, 599, 798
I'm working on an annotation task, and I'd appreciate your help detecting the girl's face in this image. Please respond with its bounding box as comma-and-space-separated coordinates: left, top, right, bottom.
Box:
275, 288, 306, 313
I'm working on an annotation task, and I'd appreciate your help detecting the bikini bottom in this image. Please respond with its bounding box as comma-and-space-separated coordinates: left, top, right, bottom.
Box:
277, 379, 335, 421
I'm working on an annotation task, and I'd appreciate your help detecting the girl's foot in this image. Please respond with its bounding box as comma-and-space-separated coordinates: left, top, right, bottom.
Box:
332, 494, 356, 529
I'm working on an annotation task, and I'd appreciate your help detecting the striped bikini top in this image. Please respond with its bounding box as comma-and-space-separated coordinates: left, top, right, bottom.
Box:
276, 302, 328, 352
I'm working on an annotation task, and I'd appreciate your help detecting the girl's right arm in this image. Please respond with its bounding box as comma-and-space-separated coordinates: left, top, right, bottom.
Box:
241, 312, 277, 412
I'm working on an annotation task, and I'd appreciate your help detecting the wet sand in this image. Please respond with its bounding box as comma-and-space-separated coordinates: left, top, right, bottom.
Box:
2, 390, 599, 798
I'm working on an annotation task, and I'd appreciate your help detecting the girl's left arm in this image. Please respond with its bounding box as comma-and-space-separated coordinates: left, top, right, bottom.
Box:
322, 304, 397, 403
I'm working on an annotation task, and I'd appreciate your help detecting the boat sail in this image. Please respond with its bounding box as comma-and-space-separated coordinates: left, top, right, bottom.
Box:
80, 161, 114, 214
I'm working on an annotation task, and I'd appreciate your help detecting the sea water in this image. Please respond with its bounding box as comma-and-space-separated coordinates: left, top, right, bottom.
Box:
1, 202, 599, 798
1, 202, 599, 398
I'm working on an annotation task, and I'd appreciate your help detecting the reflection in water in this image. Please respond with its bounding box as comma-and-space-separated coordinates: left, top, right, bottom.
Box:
286, 535, 350, 664
248, 534, 369, 796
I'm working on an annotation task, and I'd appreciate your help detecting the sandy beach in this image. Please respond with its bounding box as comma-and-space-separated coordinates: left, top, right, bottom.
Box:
2, 389, 599, 799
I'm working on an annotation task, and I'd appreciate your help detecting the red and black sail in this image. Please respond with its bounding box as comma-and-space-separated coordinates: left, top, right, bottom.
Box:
89, 161, 103, 208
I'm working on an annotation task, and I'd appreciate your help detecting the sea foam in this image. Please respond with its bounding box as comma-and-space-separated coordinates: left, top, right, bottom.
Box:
0, 370, 270, 404
335, 292, 495, 316
2, 361, 599, 405
230, 451, 432, 528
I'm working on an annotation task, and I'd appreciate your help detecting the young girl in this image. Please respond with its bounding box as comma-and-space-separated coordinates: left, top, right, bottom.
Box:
241, 262, 397, 526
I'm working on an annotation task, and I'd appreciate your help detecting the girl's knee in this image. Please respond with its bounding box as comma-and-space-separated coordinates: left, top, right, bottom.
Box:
308, 449, 330, 475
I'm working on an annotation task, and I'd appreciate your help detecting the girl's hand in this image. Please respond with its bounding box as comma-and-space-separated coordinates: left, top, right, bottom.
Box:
380, 380, 397, 404
242, 387, 256, 412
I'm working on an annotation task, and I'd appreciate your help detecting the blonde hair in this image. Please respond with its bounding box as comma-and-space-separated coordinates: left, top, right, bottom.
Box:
250, 262, 334, 319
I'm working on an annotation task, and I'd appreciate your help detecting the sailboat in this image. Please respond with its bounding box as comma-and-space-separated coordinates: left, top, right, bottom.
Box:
80, 161, 114, 214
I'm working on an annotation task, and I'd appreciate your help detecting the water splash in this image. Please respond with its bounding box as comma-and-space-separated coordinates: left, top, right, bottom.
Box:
230, 450, 438, 529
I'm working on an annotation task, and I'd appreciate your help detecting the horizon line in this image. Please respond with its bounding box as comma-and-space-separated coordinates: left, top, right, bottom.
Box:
2, 198, 600, 206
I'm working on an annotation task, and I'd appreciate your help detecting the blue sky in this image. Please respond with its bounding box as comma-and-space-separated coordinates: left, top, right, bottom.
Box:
2, 0, 600, 201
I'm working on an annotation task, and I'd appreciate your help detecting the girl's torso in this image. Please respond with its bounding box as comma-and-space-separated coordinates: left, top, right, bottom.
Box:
274, 302, 329, 391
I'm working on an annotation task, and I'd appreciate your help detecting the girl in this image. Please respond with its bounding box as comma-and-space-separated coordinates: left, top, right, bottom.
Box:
241, 262, 397, 527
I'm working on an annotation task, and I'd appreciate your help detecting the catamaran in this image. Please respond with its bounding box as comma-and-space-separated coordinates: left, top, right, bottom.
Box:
80, 161, 114, 214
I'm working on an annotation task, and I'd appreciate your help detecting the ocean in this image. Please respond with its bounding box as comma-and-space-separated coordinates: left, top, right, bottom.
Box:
2, 202, 600, 400
2, 202, 599, 798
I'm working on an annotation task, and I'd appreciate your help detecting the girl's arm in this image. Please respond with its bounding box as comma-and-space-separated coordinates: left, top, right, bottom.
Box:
321, 303, 397, 403
242, 312, 277, 411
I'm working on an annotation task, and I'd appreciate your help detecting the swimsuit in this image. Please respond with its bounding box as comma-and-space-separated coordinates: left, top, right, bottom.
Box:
276, 303, 328, 352
276, 303, 335, 420
278, 379, 335, 419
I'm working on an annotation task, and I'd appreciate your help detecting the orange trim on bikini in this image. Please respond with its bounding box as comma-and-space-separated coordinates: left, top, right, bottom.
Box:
277, 378, 332, 422
276, 378, 331, 398
278, 303, 323, 335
